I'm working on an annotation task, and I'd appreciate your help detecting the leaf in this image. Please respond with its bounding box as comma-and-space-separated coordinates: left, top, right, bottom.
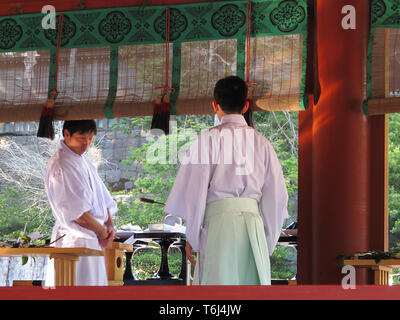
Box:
21, 256, 28, 265
17, 233, 31, 243
336, 254, 346, 267
0, 241, 12, 248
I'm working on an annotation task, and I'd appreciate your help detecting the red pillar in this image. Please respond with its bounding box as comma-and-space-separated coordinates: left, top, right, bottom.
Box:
299, 0, 372, 284
298, 98, 314, 284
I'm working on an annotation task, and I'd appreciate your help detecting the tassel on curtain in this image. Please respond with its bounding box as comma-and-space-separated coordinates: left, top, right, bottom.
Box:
37, 13, 64, 140
151, 7, 174, 135
243, 1, 257, 128
37, 89, 58, 139
151, 92, 172, 135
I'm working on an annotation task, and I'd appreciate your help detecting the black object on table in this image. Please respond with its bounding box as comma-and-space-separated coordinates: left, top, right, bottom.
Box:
278, 235, 297, 247
115, 230, 186, 284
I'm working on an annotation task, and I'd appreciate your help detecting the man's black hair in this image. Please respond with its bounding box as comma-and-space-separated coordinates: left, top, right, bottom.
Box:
213, 76, 248, 113
62, 120, 97, 137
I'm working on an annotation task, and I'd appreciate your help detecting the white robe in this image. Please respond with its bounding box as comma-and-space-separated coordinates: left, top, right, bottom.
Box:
164, 114, 289, 272
44, 140, 117, 286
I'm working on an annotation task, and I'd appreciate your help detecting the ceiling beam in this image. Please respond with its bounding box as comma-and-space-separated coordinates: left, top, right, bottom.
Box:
0, 0, 214, 16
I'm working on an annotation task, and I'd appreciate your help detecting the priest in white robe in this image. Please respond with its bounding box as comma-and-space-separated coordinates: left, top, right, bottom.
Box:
44, 120, 117, 286
164, 76, 289, 285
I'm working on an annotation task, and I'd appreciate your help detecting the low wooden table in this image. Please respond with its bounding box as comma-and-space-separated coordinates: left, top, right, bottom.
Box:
0, 247, 104, 286
343, 259, 400, 285
105, 242, 133, 286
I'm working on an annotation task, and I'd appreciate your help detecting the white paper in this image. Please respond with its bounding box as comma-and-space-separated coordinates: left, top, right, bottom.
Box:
119, 223, 142, 232
123, 235, 138, 244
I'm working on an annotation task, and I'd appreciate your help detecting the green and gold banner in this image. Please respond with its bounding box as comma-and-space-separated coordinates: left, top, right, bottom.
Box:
0, 1, 307, 50
0, 0, 308, 122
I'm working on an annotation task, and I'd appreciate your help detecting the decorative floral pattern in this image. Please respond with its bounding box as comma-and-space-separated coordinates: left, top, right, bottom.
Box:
371, 0, 387, 23
0, 1, 307, 51
0, 18, 22, 50
390, 0, 400, 11
154, 8, 188, 41
270, 0, 306, 33
18, 16, 44, 49
128, 8, 157, 43
99, 11, 132, 44
72, 12, 102, 46
44, 14, 76, 47
183, 5, 212, 41
211, 4, 245, 37
248, 2, 273, 35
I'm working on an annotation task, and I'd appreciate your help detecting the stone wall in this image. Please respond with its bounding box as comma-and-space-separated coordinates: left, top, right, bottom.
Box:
0, 120, 146, 191
96, 128, 146, 191
0, 257, 47, 287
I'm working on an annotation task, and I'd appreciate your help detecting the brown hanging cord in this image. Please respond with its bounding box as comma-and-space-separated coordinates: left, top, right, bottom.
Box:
151, 7, 175, 135
37, 13, 64, 140
244, 1, 257, 128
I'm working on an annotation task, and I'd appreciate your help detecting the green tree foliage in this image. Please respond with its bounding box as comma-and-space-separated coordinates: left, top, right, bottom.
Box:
389, 113, 400, 248
0, 187, 53, 239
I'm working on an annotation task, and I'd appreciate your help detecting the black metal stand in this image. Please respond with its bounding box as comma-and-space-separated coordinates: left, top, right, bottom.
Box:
123, 251, 136, 280
176, 239, 187, 281
147, 237, 176, 280
115, 231, 187, 285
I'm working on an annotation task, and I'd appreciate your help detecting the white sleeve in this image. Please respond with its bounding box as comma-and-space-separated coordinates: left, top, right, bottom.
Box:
47, 164, 93, 224
164, 136, 211, 252
100, 180, 118, 216
259, 142, 289, 256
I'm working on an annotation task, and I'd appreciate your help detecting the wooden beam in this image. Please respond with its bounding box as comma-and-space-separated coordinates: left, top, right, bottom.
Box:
369, 114, 389, 252
0, 0, 214, 16
367, 97, 400, 115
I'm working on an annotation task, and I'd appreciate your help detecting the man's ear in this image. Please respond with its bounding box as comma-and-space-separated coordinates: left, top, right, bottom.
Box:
241, 100, 250, 114
212, 100, 219, 112
63, 129, 70, 139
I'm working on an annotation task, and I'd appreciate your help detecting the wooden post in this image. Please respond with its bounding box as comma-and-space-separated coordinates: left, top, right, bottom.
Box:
105, 242, 133, 286
372, 265, 392, 285
50, 253, 79, 286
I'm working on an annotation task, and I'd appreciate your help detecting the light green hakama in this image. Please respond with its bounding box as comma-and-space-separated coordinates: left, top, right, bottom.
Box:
193, 197, 271, 285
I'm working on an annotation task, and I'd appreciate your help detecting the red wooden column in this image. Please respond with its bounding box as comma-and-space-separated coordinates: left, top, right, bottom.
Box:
299, 0, 374, 284
298, 97, 314, 284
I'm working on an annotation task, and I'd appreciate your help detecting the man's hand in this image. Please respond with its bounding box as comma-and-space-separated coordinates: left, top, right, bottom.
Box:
74, 211, 116, 249
105, 210, 115, 237
98, 228, 114, 249
107, 225, 116, 239
185, 241, 197, 265
103, 208, 115, 247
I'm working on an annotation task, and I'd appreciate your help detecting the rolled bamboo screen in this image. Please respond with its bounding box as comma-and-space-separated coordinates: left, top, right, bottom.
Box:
0, 0, 309, 123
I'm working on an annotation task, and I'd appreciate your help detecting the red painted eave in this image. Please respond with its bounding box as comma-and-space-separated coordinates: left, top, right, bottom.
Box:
0, 0, 214, 16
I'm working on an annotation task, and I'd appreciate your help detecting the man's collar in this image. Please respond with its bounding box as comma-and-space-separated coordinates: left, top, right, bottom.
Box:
220, 114, 248, 126
60, 140, 82, 158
